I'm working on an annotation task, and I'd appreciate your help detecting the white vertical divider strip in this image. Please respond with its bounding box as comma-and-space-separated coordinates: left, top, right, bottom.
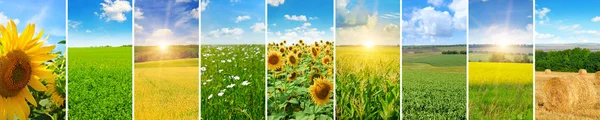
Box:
65, 0, 70, 119
131, 0, 136, 119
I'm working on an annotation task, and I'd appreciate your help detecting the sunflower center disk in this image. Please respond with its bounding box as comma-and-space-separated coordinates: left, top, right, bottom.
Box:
316, 83, 330, 99
268, 55, 279, 65
0, 50, 32, 97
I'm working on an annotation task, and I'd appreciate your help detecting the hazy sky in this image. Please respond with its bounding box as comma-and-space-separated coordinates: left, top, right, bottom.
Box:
469, 0, 533, 45
135, 0, 199, 46
336, 0, 400, 46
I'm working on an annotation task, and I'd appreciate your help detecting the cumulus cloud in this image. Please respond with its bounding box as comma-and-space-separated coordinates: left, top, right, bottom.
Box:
144, 29, 174, 45
404, 7, 454, 37
0, 12, 20, 25
190, 8, 199, 19
536, 33, 554, 39
575, 30, 600, 36
207, 28, 245, 39
268, 0, 284, 7
449, 0, 467, 30
201, 0, 210, 12
98, 0, 132, 22
592, 16, 600, 22
134, 8, 144, 20
235, 15, 251, 23
557, 24, 580, 31
250, 23, 265, 32
85, 29, 92, 33
284, 14, 307, 22
535, 8, 551, 24
68, 20, 82, 29
134, 23, 143, 33
176, 0, 192, 3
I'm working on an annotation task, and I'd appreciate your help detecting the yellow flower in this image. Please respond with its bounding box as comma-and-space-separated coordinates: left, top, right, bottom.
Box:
267, 51, 284, 70
309, 72, 322, 83
310, 46, 320, 59
287, 71, 298, 82
0, 19, 55, 119
309, 77, 333, 106
322, 56, 331, 65
287, 52, 299, 67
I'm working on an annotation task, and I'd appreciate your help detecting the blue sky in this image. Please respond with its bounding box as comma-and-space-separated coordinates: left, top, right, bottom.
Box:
337, 0, 400, 46
135, 0, 199, 46
403, 0, 466, 45
0, 0, 66, 52
267, 0, 333, 44
469, 0, 533, 45
69, 0, 132, 47
201, 0, 264, 45
535, 0, 600, 44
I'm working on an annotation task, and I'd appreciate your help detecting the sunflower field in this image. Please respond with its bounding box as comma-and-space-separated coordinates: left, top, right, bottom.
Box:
200, 45, 265, 119
0, 20, 66, 119
267, 40, 334, 120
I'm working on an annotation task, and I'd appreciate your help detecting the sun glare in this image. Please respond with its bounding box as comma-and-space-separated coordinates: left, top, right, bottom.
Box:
364, 42, 374, 48
159, 43, 169, 51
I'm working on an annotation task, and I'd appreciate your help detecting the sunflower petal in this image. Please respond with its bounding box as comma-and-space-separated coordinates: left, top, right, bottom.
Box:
22, 88, 37, 107
6, 98, 15, 120
26, 45, 55, 55
0, 98, 5, 119
33, 67, 55, 81
18, 24, 35, 49
17, 95, 30, 119
28, 76, 47, 91
30, 53, 57, 62
10, 97, 26, 120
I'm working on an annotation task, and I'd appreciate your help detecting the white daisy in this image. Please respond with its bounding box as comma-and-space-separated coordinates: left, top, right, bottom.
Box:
208, 94, 213, 99
227, 84, 235, 88
218, 92, 224, 96
242, 81, 250, 86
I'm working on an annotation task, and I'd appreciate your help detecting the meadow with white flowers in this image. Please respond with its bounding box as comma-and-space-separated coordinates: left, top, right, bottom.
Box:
200, 45, 265, 119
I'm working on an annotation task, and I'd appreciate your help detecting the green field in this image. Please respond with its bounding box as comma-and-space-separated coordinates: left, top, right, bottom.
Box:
468, 62, 533, 119
135, 59, 199, 119
68, 47, 132, 119
402, 46, 466, 119
336, 46, 400, 120
200, 45, 265, 119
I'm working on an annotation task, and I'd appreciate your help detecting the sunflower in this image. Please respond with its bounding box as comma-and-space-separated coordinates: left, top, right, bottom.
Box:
299, 39, 304, 44
0, 20, 55, 119
287, 71, 298, 82
279, 47, 285, 53
297, 52, 303, 58
309, 72, 322, 83
310, 46, 320, 59
309, 77, 333, 106
286, 52, 299, 66
322, 56, 331, 65
267, 51, 284, 70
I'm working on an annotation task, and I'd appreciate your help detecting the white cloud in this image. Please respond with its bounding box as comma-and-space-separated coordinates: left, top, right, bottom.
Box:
302, 23, 311, 28
208, 28, 245, 39
330, 27, 334, 32
536, 33, 554, 39
190, 8, 199, 19
284, 14, 307, 22
309, 17, 319, 20
535, 8, 551, 18
85, 29, 92, 33
575, 30, 600, 36
592, 16, 600, 22
481, 0, 488, 2
99, 0, 132, 22
404, 7, 454, 37
449, 0, 467, 30
235, 15, 251, 23
557, 24, 580, 31
201, 0, 210, 12
250, 23, 265, 32
134, 23, 143, 33
134, 8, 144, 20
268, 0, 284, 7
144, 29, 175, 45
379, 13, 401, 19
470, 24, 533, 44
68, 20, 82, 29
427, 0, 444, 7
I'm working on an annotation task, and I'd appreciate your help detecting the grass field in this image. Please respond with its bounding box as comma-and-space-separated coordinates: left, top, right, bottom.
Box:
68, 47, 132, 119
200, 45, 265, 119
336, 46, 400, 120
468, 62, 533, 119
402, 46, 466, 119
134, 58, 199, 119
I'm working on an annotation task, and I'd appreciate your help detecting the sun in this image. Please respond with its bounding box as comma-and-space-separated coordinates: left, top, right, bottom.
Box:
159, 42, 169, 51
364, 41, 374, 48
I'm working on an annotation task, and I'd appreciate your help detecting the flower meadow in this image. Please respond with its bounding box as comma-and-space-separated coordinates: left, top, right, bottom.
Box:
200, 45, 265, 119
267, 40, 335, 120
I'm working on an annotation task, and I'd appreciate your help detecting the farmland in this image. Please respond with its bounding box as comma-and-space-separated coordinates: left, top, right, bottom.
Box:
200, 45, 265, 119
335, 46, 400, 120
535, 71, 600, 119
134, 45, 199, 119
68, 47, 132, 119
267, 40, 334, 120
468, 62, 533, 119
402, 46, 466, 119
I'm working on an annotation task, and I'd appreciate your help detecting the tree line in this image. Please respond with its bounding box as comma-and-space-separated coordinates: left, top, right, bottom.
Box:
536, 47, 600, 72
441, 50, 467, 54
134, 45, 199, 62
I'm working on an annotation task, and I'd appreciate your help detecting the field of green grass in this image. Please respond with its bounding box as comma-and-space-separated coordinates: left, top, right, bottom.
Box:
200, 45, 265, 119
336, 46, 400, 120
402, 46, 466, 119
68, 47, 132, 119
468, 62, 533, 119
134, 59, 199, 119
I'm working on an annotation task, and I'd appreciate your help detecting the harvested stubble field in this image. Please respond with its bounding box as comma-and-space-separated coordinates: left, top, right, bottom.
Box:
535, 71, 600, 119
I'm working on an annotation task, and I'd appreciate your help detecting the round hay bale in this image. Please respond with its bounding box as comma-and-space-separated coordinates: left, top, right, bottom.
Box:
543, 76, 597, 112
545, 69, 551, 74
578, 69, 587, 75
